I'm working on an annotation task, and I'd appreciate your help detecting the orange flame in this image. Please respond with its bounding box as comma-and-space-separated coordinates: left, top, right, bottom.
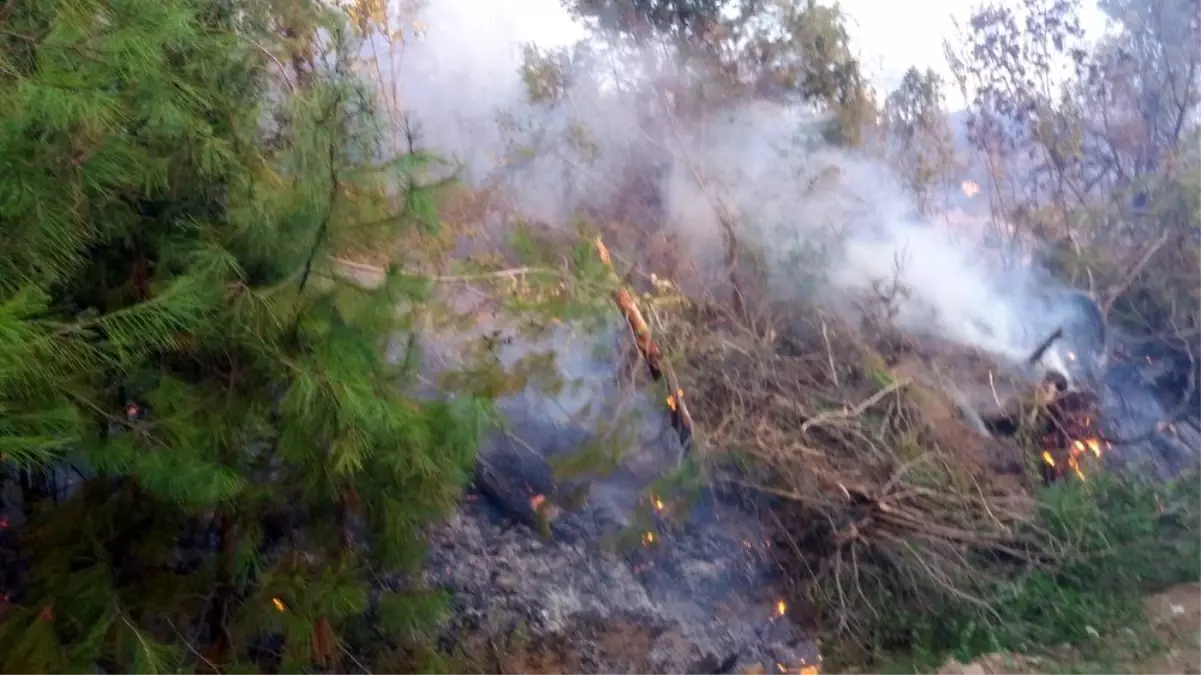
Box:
774, 600, 787, 617
642, 531, 656, 545
272, 597, 286, 612
665, 389, 685, 411
653, 496, 665, 511
1046, 436, 1107, 481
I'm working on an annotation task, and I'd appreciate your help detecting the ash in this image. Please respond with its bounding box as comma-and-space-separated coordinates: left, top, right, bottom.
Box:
424, 484, 817, 674
419, 317, 819, 673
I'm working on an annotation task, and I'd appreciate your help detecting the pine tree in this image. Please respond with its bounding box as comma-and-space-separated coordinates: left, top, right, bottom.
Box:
0, 0, 484, 671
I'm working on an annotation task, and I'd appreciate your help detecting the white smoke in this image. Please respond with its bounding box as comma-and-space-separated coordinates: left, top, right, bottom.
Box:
373, 0, 1073, 371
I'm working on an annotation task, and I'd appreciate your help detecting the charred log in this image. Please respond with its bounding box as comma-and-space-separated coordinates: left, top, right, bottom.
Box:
473, 454, 560, 537
1027, 327, 1064, 367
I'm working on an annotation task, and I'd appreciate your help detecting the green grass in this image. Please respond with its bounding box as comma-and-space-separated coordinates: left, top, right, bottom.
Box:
830, 470, 1201, 673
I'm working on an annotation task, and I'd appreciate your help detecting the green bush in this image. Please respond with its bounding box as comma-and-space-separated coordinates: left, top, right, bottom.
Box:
848, 471, 1201, 672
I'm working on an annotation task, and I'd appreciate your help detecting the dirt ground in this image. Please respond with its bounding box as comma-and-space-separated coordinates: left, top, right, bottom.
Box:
937, 583, 1201, 675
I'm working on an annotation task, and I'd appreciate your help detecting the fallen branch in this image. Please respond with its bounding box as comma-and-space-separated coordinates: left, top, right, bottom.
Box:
1026, 327, 1064, 367
1100, 230, 1172, 316
800, 378, 909, 435
594, 236, 695, 454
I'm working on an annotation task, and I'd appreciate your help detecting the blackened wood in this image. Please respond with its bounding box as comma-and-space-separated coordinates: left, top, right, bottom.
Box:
595, 237, 695, 455
474, 457, 558, 536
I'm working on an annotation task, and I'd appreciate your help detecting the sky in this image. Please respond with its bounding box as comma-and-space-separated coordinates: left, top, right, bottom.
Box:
836, 0, 1111, 109
836, 0, 977, 106
407, 0, 1112, 112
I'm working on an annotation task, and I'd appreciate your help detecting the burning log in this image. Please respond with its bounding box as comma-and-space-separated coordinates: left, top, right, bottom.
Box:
594, 236, 695, 453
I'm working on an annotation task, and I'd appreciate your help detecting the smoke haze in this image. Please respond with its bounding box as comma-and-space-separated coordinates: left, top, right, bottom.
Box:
376, 0, 1077, 372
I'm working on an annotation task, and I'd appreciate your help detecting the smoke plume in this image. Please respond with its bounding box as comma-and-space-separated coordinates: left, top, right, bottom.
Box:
375, 0, 1076, 372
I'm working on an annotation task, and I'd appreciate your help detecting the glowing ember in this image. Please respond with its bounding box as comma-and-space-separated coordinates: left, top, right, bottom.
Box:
272, 597, 286, 612
774, 600, 787, 617
1074, 438, 1103, 456
775, 663, 820, 674
530, 494, 546, 510
653, 496, 665, 511
1045, 436, 1108, 481
642, 531, 657, 545
666, 388, 685, 411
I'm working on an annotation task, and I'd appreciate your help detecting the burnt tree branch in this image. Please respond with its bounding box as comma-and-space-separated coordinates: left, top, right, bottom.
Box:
595, 236, 695, 454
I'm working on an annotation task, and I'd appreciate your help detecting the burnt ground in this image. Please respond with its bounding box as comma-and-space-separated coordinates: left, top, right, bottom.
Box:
1098, 334, 1201, 479
411, 315, 820, 674
410, 294, 1196, 674
422, 407, 822, 674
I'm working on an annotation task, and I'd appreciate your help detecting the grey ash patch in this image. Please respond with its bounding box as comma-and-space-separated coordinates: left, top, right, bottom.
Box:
424, 481, 819, 674
417, 321, 819, 672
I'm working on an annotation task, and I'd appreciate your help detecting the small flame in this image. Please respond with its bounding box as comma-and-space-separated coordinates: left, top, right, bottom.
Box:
774, 600, 787, 617
642, 531, 656, 545
1046, 435, 1107, 481
774, 663, 820, 675
1073, 438, 1103, 457
530, 494, 546, 510
272, 597, 286, 612
653, 496, 665, 511
666, 389, 685, 411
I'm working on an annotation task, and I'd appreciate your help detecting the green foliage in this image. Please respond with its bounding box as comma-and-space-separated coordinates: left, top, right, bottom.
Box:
0, 0, 487, 671
834, 472, 1201, 673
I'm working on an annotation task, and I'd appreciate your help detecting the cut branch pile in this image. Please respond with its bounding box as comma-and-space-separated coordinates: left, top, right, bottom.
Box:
657, 306, 1062, 647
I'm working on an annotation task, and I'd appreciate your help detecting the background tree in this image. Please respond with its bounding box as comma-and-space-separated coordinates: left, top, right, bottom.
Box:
565, 0, 876, 144
946, 0, 1199, 413
0, 0, 484, 671
882, 67, 962, 215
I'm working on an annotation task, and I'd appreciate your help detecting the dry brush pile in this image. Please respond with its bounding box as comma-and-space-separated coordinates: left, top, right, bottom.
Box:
626, 278, 1157, 660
